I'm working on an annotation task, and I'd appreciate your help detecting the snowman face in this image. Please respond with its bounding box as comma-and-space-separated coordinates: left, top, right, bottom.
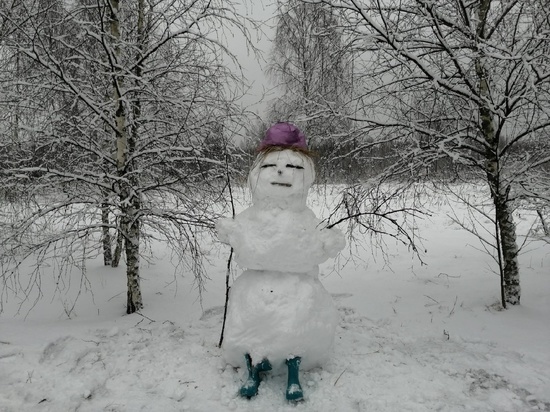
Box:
248, 149, 315, 204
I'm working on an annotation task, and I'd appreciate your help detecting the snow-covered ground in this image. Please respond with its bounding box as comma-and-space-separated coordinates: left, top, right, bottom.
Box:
1, 184, 549, 412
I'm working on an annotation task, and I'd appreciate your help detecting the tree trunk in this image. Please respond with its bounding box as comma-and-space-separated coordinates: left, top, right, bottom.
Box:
476, 0, 520, 306
122, 189, 142, 314
494, 193, 521, 305
111, 221, 123, 268
110, 0, 143, 313
121, 0, 146, 314
101, 200, 113, 266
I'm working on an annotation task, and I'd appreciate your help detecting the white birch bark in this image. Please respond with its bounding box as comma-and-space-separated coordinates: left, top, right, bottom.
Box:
110, 0, 142, 313
476, 0, 520, 306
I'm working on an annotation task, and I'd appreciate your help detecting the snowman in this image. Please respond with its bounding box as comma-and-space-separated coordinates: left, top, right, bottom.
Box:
217, 122, 345, 401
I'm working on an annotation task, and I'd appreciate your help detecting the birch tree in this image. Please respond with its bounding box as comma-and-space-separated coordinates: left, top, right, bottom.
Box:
0, 0, 251, 314
308, 0, 550, 306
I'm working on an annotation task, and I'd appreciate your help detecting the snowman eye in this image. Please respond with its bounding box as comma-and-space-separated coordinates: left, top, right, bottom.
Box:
286, 164, 304, 170
260, 164, 276, 169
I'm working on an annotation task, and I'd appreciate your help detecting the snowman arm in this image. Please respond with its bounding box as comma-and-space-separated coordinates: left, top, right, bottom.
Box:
320, 227, 346, 258
216, 217, 237, 245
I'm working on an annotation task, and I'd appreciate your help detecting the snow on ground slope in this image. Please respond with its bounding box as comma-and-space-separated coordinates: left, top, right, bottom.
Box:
1, 186, 549, 411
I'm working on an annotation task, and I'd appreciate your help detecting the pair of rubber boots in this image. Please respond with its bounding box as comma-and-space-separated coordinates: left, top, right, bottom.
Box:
240, 354, 303, 402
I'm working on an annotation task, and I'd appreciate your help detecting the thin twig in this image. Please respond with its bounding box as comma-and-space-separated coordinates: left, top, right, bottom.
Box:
334, 368, 347, 386
219, 247, 233, 348
219, 139, 236, 348
424, 294, 439, 304
448, 295, 458, 317
135, 311, 156, 323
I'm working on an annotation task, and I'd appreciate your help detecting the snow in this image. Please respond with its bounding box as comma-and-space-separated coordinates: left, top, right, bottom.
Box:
1, 184, 550, 412
218, 207, 343, 273
221, 269, 338, 371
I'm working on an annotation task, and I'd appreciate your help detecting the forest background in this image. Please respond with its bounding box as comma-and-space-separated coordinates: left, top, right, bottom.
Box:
1, 0, 550, 319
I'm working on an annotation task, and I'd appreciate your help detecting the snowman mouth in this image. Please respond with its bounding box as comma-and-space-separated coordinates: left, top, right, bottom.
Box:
271, 182, 292, 187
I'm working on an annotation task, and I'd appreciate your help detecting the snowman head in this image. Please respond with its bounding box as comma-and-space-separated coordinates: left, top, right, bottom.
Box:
248, 146, 315, 210
248, 122, 315, 210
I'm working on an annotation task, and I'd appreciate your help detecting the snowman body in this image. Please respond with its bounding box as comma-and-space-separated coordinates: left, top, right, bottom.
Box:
218, 148, 345, 371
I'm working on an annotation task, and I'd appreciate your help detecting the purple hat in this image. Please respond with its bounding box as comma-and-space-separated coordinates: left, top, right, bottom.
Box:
258, 122, 307, 151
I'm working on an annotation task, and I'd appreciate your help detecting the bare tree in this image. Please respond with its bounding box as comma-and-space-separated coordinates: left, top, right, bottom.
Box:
0, 0, 252, 314
306, 0, 550, 306
268, 1, 354, 155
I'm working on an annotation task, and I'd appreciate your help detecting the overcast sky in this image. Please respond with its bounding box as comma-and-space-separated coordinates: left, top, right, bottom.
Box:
230, 0, 279, 117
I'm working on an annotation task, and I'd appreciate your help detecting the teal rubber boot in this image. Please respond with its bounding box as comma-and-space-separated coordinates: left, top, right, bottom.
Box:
239, 354, 272, 398
285, 357, 304, 402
